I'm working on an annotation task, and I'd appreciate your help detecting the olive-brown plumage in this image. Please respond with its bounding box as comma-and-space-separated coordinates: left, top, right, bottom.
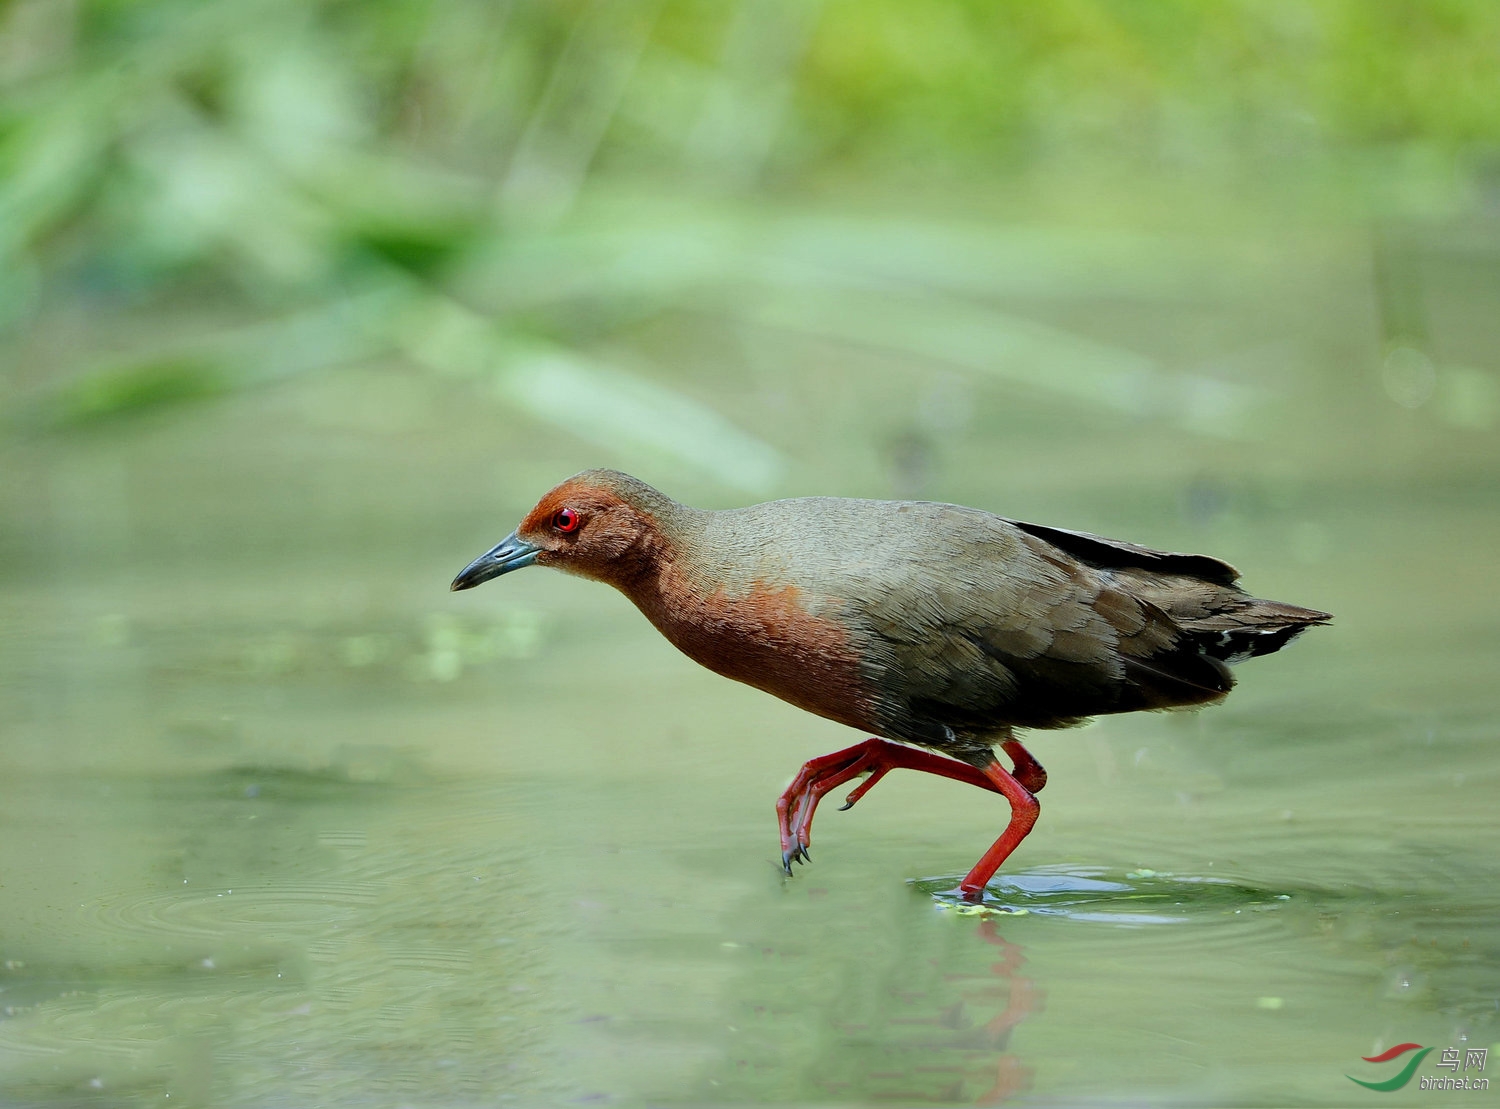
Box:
452, 469, 1329, 901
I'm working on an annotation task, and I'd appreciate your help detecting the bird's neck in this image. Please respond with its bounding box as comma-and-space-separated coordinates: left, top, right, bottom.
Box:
579, 499, 716, 604
610, 508, 716, 613
608, 510, 784, 656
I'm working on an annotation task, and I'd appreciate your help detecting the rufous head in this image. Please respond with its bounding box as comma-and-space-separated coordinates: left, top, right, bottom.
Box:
450, 470, 674, 591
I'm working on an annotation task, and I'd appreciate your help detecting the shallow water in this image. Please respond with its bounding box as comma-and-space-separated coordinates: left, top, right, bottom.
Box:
3, 217, 1500, 1106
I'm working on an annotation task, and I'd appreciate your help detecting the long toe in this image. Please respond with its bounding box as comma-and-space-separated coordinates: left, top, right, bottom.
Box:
780, 844, 811, 874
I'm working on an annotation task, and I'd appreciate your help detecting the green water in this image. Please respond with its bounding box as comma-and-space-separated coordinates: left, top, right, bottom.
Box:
3, 216, 1499, 1107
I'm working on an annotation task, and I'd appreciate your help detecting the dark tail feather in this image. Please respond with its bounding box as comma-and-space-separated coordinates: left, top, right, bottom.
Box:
1123, 651, 1235, 709
1189, 600, 1331, 665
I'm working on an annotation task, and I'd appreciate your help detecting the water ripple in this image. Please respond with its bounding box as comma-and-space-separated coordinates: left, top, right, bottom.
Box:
83, 881, 377, 943
912, 865, 1304, 928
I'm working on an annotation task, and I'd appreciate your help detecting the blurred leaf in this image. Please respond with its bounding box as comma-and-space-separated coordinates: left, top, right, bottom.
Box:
0, 81, 117, 262
24, 289, 401, 431
5, 0, 1500, 479
740, 285, 1269, 438
39, 357, 230, 427
499, 0, 664, 223
396, 293, 785, 492
498, 351, 786, 494
352, 219, 477, 277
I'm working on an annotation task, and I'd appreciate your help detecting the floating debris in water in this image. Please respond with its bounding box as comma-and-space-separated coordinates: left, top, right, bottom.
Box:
938, 902, 1029, 917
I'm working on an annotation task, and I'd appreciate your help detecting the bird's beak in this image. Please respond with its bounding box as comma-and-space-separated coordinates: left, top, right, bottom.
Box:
450, 531, 541, 591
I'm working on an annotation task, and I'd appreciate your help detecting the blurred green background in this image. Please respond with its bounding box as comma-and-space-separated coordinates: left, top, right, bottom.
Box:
2, 2, 1499, 1106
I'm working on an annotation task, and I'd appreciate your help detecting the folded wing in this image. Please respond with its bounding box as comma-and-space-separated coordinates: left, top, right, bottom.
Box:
851, 510, 1329, 756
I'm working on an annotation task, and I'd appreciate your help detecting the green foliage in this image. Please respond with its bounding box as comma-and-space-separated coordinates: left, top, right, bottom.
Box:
40, 356, 229, 427
1, 0, 1496, 471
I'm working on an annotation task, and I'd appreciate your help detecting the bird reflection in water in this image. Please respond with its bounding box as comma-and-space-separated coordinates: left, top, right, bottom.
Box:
826, 918, 1042, 1105
966, 920, 1042, 1104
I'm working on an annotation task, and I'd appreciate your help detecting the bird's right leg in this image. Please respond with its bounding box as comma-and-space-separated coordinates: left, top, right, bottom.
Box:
834, 736, 1045, 812
955, 761, 1040, 901
776, 739, 1005, 873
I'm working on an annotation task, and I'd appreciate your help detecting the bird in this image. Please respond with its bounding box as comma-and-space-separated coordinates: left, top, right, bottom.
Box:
451, 469, 1330, 902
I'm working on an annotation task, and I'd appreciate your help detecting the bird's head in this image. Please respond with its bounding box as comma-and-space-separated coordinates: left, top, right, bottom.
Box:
450, 470, 675, 591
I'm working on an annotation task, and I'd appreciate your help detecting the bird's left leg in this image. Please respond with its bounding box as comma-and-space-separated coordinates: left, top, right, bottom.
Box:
955, 760, 1040, 901
778, 739, 1005, 873
1000, 739, 1047, 794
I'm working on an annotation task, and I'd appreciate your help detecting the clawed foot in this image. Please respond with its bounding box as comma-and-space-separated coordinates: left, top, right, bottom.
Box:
776, 740, 890, 875
780, 843, 810, 874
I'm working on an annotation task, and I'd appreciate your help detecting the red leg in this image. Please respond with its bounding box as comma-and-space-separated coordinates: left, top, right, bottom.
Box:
788, 745, 959, 859
787, 755, 876, 860
776, 739, 1041, 899
776, 740, 876, 870
841, 738, 1043, 811
777, 739, 1005, 871
1001, 739, 1047, 794
956, 762, 1040, 900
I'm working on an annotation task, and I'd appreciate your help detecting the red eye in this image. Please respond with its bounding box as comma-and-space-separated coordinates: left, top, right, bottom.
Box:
552, 507, 580, 533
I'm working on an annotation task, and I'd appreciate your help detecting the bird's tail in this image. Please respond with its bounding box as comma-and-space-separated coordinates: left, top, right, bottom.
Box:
1182, 599, 1332, 665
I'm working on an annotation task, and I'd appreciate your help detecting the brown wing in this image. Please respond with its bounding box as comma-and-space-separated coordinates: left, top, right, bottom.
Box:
847, 517, 1239, 757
